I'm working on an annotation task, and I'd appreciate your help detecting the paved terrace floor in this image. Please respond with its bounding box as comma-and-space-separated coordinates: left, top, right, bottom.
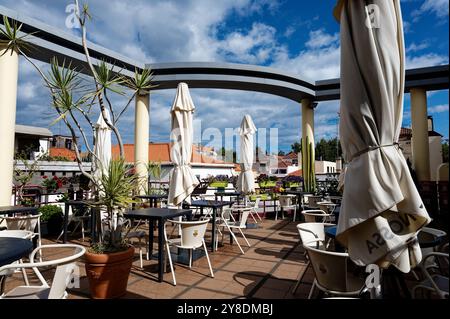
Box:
4, 218, 420, 299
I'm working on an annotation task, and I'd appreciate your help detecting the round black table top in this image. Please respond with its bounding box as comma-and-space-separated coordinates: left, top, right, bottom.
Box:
0, 237, 33, 267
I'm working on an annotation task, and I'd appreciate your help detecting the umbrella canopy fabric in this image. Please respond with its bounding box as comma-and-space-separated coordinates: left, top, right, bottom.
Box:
336, 0, 430, 273
168, 83, 199, 206
94, 109, 112, 179
237, 115, 257, 194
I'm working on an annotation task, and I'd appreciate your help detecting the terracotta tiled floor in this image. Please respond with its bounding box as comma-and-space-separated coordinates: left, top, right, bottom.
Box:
2, 217, 423, 299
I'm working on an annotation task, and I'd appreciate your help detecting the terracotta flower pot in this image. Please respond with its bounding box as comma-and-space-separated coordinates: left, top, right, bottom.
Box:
84, 246, 134, 299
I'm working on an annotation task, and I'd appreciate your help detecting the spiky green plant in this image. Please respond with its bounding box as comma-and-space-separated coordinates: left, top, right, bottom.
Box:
93, 159, 138, 251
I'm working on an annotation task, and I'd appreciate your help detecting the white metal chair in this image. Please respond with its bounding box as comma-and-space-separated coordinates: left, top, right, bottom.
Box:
306, 196, 322, 209
302, 209, 333, 223
56, 203, 90, 242
164, 218, 213, 286
304, 240, 366, 298
215, 207, 251, 254
101, 219, 149, 269
247, 197, 262, 223
1, 213, 42, 261
276, 195, 297, 221
412, 252, 449, 299
0, 244, 86, 299
292, 223, 335, 294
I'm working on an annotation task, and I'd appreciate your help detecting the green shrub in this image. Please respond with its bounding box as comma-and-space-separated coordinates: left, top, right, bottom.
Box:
38, 205, 63, 222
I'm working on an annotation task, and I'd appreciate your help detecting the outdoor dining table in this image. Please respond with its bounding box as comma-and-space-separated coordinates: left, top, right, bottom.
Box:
134, 194, 168, 208
124, 207, 192, 282
0, 237, 33, 294
188, 200, 233, 252
214, 191, 243, 204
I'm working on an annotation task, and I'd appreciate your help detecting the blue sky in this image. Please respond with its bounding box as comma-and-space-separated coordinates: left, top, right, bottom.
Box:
2, 0, 449, 153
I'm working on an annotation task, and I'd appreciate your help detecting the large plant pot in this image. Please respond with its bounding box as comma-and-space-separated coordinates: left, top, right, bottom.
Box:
84, 246, 134, 299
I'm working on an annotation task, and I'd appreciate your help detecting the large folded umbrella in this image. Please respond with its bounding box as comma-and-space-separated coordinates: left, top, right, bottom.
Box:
336, 0, 431, 273
168, 83, 199, 206
94, 109, 112, 179
237, 115, 257, 194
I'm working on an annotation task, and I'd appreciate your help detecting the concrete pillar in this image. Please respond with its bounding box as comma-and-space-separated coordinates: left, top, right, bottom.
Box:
301, 98, 316, 192
0, 45, 19, 206
410, 88, 430, 181
134, 93, 150, 194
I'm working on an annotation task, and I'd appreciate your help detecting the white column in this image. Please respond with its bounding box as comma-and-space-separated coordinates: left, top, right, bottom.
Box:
0, 45, 19, 206
410, 88, 430, 181
134, 93, 150, 194
301, 98, 315, 191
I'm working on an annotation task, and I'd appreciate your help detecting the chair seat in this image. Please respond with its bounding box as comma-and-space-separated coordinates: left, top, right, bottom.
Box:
226, 222, 246, 229
167, 238, 202, 250
1, 286, 51, 299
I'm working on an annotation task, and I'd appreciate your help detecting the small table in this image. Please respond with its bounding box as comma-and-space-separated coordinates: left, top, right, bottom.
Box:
124, 208, 192, 282
134, 194, 167, 208
0, 237, 33, 294
188, 200, 233, 252
214, 192, 242, 204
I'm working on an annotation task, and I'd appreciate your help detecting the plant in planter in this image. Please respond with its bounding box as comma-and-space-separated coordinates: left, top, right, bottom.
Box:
3, 1, 155, 299
38, 205, 64, 237
282, 175, 303, 189
41, 175, 64, 194
208, 175, 229, 188
256, 174, 277, 188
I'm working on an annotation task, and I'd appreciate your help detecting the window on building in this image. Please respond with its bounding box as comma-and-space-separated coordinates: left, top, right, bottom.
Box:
65, 139, 72, 150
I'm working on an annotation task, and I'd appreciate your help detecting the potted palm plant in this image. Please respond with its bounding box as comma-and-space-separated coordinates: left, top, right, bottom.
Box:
1, 1, 155, 299
84, 159, 138, 299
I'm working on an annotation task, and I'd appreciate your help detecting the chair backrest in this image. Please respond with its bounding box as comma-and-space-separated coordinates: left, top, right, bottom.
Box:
308, 196, 322, 208
304, 242, 350, 293
238, 208, 251, 228
168, 219, 209, 248
0, 229, 34, 239
3, 213, 41, 232
279, 195, 294, 207
302, 210, 329, 223
48, 263, 78, 299
297, 223, 327, 247
253, 197, 261, 208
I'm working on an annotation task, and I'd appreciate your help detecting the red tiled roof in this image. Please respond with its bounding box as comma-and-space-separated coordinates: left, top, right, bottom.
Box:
288, 169, 303, 177
112, 143, 230, 165
283, 152, 298, 160
400, 127, 412, 138
49, 148, 77, 161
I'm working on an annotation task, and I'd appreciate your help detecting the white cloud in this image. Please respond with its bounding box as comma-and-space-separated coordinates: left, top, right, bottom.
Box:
305, 29, 339, 50
411, 0, 449, 21
429, 104, 449, 113
217, 23, 278, 64
406, 53, 449, 68
406, 41, 430, 53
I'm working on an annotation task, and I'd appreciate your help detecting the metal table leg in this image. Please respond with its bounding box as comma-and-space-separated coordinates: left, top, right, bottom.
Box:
158, 219, 164, 282
63, 203, 69, 243
211, 207, 217, 252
